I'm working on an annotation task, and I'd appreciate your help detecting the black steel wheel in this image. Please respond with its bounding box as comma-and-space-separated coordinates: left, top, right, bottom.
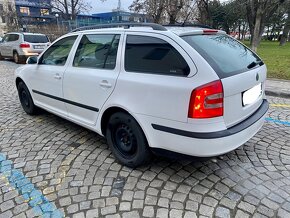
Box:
17, 81, 38, 115
106, 112, 151, 168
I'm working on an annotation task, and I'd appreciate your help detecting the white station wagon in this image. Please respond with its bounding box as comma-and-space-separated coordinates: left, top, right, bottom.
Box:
15, 23, 269, 167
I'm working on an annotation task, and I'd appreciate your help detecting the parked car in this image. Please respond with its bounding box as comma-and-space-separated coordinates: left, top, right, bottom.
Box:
0, 32, 50, 64
15, 23, 268, 167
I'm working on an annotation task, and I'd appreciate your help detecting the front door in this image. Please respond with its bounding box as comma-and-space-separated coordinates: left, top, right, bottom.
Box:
30, 35, 78, 116
63, 33, 122, 126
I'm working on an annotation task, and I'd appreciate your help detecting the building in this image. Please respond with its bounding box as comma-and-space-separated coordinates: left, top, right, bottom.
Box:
92, 11, 149, 23
0, 0, 18, 35
15, 0, 54, 26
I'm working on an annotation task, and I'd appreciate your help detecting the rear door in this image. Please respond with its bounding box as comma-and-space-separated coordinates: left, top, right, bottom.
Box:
63, 33, 123, 126
7, 34, 19, 57
182, 34, 266, 127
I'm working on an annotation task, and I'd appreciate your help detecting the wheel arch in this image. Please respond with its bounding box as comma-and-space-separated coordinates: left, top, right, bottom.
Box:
100, 106, 150, 146
15, 77, 24, 88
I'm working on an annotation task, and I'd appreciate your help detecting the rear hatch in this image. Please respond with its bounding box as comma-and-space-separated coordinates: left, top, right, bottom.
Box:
182, 32, 266, 127
23, 34, 50, 53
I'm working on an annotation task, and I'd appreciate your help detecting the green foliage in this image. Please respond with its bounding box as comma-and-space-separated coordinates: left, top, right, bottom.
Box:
244, 41, 290, 80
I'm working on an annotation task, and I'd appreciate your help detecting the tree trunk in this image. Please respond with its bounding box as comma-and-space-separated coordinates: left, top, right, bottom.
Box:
251, 7, 263, 51
279, 10, 290, 46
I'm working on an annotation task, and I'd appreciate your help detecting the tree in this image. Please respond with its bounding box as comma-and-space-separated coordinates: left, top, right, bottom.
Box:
52, 0, 91, 20
196, 0, 211, 25
245, 0, 285, 51
280, 0, 290, 45
129, 0, 167, 23
129, 0, 196, 24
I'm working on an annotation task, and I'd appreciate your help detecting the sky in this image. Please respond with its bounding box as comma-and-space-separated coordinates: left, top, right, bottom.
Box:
89, 0, 134, 13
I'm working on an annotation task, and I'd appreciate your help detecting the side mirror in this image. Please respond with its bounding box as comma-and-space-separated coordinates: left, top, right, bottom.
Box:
26, 56, 38, 64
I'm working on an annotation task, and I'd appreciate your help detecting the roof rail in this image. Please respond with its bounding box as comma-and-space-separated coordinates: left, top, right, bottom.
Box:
71, 23, 167, 32
163, 24, 213, 29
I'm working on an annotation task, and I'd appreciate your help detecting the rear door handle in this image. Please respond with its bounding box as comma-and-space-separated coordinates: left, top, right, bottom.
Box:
54, 74, 61, 80
100, 80, 112, 88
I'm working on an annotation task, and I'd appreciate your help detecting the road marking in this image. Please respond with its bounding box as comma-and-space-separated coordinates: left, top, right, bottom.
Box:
270, 104, 290, 108
0, 153, 64, 217
265, 117, 290, 126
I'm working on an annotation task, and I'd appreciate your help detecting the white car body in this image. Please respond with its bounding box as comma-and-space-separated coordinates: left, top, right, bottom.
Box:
15, 24, 268, 161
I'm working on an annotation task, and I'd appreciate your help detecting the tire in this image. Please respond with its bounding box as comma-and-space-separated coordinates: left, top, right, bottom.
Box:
17, 82, 38, 115
0, 51, 3, 60
13, 51, 20, 64
106, 112, 152, 168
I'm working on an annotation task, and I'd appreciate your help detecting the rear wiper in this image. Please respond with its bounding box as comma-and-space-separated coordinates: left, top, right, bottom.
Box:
247, 60, 263, 69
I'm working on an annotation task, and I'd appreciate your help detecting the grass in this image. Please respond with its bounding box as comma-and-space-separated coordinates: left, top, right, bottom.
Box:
243, 41, 290, 80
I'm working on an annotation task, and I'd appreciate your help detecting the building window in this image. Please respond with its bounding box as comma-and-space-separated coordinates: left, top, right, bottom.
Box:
40, 9, 49, 16
122, 16, 129, 21
20, 7, 30, 15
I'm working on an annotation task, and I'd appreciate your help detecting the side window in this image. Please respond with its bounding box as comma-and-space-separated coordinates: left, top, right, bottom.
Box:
39, 35, 77, 66
125, 35, 190, 76
73, 34, 120, 70
8, 34, 19, 42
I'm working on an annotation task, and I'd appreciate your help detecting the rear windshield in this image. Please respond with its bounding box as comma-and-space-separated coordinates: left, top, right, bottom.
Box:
24, 35, 49, 43
182, 34, 263, 78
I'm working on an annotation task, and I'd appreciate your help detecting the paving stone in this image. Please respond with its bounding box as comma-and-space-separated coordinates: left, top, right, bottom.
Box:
132, 199, 144, 209
184, 211, 197, 218
185, 200, 198, 211
122, 211, 140, 218
156, 208, 169, 218
119, 202, 131, 211
101, 206, 116, 216
142, 206, 155, 217
238, 201, 256, 214
216, 206, 231, 218
169, 209, 183, 218
235, 210, 250, 218
199, 204, 214, 217
1, 200, 15, 211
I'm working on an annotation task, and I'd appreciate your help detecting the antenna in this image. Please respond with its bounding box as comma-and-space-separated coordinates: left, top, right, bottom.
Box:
117, 0, 121, 11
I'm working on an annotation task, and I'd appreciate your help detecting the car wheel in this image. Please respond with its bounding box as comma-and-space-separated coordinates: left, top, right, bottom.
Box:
17, 82, 38, 115
0, 51, 3, 60
106, 112, 152, 168
13, 51, 20, 64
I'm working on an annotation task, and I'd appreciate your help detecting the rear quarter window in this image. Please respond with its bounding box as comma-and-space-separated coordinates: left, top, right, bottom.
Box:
125, 35, 190, 76
182, 34, 262, 78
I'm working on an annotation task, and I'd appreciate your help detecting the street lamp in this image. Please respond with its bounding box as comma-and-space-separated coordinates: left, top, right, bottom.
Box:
55, 13, 59, 30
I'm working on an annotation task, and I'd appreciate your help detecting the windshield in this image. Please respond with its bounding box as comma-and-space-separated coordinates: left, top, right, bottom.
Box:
182, 34, 263, 78
24, 35, 49, 43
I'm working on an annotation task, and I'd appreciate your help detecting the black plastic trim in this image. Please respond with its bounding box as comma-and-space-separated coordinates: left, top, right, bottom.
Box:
32, 90, 99, 112
152, 99, 269, 139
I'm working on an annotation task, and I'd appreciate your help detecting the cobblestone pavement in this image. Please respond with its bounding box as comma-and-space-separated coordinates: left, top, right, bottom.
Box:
0, 60, 290, 218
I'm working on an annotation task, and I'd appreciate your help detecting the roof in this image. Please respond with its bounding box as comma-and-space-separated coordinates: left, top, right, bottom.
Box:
68, 23, 226, 37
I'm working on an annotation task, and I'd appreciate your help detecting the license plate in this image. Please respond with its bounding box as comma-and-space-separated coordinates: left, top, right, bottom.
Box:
34, 45, 44, 49
243, 83, 262, 106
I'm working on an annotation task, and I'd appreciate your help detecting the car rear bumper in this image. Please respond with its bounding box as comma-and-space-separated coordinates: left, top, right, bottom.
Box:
147, 99, 268, 157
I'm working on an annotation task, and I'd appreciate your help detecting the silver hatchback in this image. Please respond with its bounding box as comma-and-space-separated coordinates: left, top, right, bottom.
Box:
0, 32, 50, 64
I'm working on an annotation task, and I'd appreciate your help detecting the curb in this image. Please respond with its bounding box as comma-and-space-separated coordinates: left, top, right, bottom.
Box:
265, 90, 290, 99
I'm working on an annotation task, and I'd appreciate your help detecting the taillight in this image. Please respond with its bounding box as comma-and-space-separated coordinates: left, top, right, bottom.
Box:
20, 43, 30, 48
188, 80, 224, 119
203, 29, 218, 34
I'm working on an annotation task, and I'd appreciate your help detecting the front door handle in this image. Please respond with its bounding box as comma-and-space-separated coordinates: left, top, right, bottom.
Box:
54, 74, 61, 80
100, 80, 112, 88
